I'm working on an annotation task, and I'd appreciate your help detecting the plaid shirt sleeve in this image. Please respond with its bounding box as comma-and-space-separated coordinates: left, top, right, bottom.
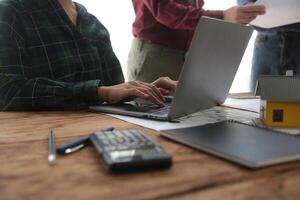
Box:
0, 1, 124, 111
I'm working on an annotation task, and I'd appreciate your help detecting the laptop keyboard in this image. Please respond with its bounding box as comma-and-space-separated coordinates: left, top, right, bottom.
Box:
130, 98, 171, 115
148, 105, 170, 115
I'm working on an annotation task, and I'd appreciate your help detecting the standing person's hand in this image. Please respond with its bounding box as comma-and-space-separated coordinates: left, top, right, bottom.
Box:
98, 77, 177, 106
223, 4, 266, 25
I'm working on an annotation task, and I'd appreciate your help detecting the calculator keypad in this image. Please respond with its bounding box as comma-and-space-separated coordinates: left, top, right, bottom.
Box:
95, 129, 156, 152
90, 129, 172, 172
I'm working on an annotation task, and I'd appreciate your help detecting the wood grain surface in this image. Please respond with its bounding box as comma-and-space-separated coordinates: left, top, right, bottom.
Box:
1, 111, 300, 200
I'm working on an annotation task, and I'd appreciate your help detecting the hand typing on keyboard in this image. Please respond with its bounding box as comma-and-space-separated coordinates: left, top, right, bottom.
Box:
98, 77, 177, 107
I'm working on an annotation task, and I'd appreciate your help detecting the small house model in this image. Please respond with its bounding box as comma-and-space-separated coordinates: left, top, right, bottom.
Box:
255, 75, 300, 128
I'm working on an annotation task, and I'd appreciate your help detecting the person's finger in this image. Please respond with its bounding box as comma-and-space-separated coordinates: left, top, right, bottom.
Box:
126, 83, 165, 107
143, 82, 165, 101
153, 77, 178, 92
128, 88, 149, 99
140, 87, 165, 106
238, 15, 257, 24
239, 13, 258, 20
240, 5, 266, 14
130, 81, 165, 102
134, 88, 165, 106
158, 88, 172, 96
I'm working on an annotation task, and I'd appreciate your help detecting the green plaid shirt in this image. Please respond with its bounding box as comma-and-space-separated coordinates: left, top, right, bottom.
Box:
0, 0, 124, 111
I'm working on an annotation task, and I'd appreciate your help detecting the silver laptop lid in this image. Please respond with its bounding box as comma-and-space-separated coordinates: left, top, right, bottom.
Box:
168, 17, 253, 120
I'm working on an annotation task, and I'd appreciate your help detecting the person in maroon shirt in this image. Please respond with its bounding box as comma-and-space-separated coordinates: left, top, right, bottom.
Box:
127, 0, 265, 83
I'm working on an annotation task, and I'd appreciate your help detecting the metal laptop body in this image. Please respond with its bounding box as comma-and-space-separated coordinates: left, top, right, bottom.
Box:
89, 17, 253, 121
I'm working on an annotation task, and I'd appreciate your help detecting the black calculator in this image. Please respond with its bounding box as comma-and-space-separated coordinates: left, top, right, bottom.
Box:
89, 129, 172, 173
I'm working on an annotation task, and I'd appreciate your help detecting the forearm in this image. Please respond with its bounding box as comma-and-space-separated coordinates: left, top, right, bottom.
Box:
203, 10, 224, 20
0, 74, 101, 111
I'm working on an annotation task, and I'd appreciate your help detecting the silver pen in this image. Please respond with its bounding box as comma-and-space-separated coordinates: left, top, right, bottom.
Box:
48, 129, 56, 165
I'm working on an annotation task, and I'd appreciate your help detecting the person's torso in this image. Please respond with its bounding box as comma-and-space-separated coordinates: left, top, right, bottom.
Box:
131, 0, 204, 51
6, 0, 123, 85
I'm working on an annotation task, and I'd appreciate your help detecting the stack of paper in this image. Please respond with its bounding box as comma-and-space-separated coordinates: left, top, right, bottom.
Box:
251, 0, 300, 28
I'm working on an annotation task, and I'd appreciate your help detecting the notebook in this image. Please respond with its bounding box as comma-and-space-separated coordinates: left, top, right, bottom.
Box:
160, 121, 300, 168
89, 17, 253, 121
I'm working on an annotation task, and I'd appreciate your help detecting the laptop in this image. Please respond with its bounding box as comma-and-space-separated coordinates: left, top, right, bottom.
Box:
90, 17, 253, 121
161, 120, 300, 168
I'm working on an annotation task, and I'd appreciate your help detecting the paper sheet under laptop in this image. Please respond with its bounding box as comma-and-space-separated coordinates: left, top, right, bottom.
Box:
108, 99, 300, 135
109, 106, 259, 131
251, 0, 300, 28
223, 98, 260, 113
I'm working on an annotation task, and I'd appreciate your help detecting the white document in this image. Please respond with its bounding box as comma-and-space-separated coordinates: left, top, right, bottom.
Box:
108, 106, 259, 131
251, 0, 300, 28
223, 98, 260, 113
108, 102, 300, 135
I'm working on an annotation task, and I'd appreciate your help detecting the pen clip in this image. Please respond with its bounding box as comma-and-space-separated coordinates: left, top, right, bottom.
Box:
64, 143, 86, 154
57, 127, 115, 155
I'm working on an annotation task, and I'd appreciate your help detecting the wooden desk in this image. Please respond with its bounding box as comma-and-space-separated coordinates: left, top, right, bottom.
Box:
1, 111, 300, 200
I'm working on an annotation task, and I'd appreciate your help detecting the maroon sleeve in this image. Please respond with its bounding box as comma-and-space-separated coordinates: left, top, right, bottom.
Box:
141, 0, 223, 30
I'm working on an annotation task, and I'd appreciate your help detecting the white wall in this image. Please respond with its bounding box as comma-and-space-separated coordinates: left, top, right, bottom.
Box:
76, 0, 253, 92
203, 0, 254, 92
76, 0, 135, 77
